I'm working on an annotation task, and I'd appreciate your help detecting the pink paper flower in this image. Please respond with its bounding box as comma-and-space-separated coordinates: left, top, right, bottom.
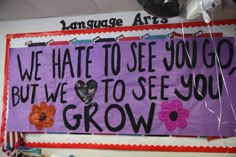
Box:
158, 99, 189, 131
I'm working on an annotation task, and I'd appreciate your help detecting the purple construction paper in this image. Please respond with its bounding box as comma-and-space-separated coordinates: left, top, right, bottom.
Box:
7, 38, 236, 136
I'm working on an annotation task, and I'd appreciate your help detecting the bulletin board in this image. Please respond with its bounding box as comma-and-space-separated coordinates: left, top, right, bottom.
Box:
1, 19, 236, 154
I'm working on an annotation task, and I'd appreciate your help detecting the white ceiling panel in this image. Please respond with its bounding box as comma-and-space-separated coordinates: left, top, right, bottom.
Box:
0, 0, 141, 21
26, 0, 100, 17
93, 0, 141, 13
0, 0, 236, 22
0, 0, 44, 21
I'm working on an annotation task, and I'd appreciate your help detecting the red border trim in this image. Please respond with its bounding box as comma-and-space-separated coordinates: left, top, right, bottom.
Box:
24, 143, 236, 153
1, 19, 236, 152
0, 36, 10, 146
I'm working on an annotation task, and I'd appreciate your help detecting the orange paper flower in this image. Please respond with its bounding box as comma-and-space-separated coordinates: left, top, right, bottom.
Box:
29, 101, 56, 130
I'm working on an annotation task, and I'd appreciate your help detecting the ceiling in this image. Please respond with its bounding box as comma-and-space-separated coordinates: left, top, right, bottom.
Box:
1, 0, 236, 22
0, 0, 142, 21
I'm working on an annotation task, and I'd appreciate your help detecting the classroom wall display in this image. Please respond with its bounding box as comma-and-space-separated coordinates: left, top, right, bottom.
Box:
7, 36, 236, 136
1, 17, 236, 154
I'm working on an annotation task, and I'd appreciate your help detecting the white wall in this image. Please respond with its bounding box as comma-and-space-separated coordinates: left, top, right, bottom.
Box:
0, 148, 236, 157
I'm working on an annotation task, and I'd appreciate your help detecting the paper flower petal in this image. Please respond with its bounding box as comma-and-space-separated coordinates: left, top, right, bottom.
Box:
158, 99, 189, 132
28, 101, 56, 130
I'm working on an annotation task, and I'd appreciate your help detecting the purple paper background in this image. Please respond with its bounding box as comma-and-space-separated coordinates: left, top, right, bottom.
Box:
7, 38, 236, 136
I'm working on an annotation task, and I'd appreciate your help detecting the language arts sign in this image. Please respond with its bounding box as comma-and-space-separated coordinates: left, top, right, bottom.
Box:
7, 38, 236, 136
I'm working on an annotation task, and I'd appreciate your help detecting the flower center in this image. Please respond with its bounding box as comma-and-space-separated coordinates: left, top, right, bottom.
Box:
169, 111, 178, 121
39, 112, 47, 121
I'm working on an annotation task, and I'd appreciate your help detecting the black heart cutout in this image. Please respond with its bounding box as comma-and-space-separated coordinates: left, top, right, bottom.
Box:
74, 79, 98, 104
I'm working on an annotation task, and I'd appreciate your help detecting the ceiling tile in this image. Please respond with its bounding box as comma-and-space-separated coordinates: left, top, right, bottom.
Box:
93, 0, 141, 13
0, 0, 45, 21
26, 0, 100, 17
